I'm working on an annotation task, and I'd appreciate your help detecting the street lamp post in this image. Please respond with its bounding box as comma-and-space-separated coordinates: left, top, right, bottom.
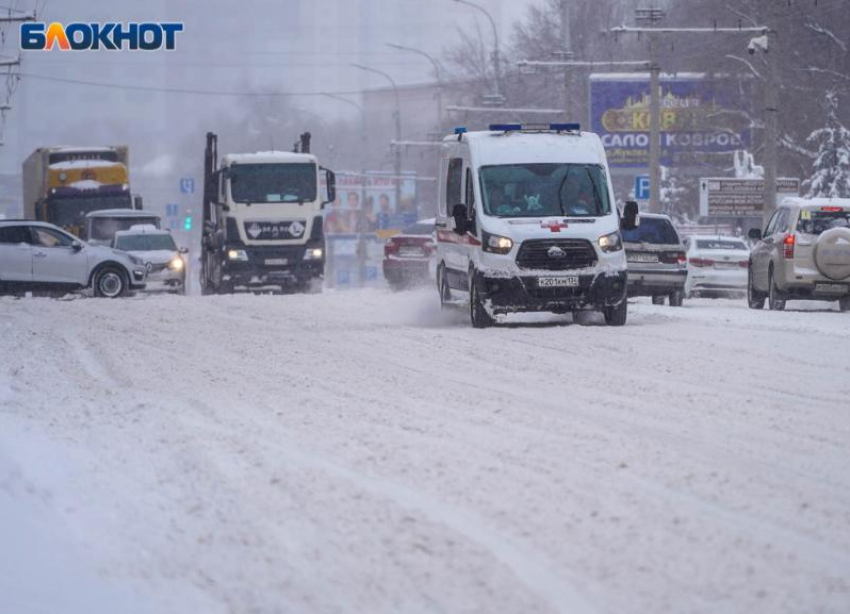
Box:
452, 0, 501, 98
351, 63, 402, 215
386, 42, 444, 132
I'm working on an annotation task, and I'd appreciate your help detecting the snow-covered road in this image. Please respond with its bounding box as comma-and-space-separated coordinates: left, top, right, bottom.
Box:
1, 290, 849, 614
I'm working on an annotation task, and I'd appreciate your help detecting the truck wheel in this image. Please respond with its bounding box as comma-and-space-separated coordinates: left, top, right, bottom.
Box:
93, 266, 128, 298
768, 268, 786, 311
651, 295, 665, 305
668, 290, 684, 307
604, 300, 628, 326
747, 266, 765, 310
469, 272, 494, 328
439, 266, 452, 310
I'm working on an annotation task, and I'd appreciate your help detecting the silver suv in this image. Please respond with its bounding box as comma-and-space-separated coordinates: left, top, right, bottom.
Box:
748, 198, 850, 311
0, 220, 147, 298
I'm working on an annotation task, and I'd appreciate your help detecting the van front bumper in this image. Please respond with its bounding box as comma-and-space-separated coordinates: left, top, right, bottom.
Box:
475, 269, 627, 314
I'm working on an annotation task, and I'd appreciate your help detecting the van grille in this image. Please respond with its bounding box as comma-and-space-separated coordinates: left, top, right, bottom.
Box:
516, 239, 597, 271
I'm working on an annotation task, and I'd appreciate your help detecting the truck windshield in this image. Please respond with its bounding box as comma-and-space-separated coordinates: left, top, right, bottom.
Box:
230, 163, 317, 204
114, 234, 177, 252
47, 195, 133, 228
90, 217, 161, 241
479, 163, 611, 218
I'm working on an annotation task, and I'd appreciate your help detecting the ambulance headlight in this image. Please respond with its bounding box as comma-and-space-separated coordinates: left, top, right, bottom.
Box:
598, 231, 623, 253
482, 231, 513, 255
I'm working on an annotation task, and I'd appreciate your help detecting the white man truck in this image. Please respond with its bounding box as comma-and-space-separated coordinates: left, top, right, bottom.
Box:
201, 132, 336, 294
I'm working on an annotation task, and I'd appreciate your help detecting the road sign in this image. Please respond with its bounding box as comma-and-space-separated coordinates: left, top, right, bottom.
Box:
634, 175, 650, 200
699, 177, 800, 217
179, 177, 195, 194
166, 203, 179, 217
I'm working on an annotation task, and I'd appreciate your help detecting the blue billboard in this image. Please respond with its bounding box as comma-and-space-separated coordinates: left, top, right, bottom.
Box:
590, 74, 751, 168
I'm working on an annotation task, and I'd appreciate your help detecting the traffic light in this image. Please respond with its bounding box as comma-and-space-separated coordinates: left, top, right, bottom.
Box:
184, 216, 192, 231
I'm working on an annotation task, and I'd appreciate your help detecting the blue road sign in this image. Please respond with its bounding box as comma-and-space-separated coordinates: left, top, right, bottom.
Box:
634, 175, 651, 200
179, 177, 195, 194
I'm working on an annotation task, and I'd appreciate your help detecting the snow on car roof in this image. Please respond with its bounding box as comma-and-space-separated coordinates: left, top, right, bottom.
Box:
85, 209, 160, 218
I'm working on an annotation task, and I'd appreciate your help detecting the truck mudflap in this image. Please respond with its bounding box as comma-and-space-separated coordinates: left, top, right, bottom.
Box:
475, 269, 627, 314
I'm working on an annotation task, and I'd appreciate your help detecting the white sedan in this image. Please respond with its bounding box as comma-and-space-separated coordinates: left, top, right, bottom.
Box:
684, 235, 751, 298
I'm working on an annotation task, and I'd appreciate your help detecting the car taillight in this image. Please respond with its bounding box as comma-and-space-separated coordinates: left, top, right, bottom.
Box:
821, 206, 844, 212
661, 251, 686, 265
783, 234, 795, 259
689, 257, 715, 267
384, 240, 399, 257
738, 260, 750, 268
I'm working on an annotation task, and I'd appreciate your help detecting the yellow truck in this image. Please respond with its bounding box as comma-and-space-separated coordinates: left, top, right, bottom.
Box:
22, 146, 140, 236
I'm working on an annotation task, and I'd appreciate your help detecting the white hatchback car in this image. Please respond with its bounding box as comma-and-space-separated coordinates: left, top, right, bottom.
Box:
0, 219, 146, 297
112, 226, 187, 294
683, 235, 750, 298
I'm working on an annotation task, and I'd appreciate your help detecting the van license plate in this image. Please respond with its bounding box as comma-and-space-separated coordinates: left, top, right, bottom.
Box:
539, 276, 579, 288
265, 258, 288, 266
815, 283, 847, 294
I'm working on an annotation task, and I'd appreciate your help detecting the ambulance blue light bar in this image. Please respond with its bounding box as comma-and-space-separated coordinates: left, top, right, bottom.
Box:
488, 123, 581, 132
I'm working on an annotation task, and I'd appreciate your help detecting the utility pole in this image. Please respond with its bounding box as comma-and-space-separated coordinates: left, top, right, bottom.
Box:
558, 0, 572, 118
611, 17, 769, 217
761, 33, 778, 228
635, 8, 665, 213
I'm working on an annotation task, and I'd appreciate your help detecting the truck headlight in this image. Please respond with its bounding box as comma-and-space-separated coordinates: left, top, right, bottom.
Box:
598, 231, 623, 253
303, 247, 324, 260
482, 231, 513, 255
169, 256, 184, 271
227, 249, 249, 262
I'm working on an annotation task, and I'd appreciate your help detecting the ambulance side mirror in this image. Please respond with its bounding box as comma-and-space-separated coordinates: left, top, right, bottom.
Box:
452, 204, 468, 234
622, 200, 639, 231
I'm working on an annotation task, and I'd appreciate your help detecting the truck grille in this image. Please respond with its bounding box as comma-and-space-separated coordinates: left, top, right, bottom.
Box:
516, 239, 597, 271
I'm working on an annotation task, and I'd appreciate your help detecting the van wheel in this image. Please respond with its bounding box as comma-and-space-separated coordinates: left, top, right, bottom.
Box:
839, 296, 850, 312
768, 268, 786, 311
668, 290, 684, 307
93, 266, 128, 298
747, 266, 765, 310
651, 295, 665, 305
469, 272, 494, 328
604, 300, 628, 326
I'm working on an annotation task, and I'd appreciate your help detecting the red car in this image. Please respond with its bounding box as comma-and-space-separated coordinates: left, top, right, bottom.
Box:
382, 218, 436, 291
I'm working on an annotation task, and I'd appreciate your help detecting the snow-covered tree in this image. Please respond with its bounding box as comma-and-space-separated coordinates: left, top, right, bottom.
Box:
803, 91, 850, 198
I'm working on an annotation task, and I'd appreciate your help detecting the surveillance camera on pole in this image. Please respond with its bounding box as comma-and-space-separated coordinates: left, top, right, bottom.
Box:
747, 34, 769, 55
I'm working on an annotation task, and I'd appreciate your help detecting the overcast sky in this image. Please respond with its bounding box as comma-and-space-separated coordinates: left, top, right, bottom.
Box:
1, 0, 537, 174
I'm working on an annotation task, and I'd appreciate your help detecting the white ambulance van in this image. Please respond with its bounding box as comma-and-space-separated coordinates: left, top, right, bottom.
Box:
435, 123, 638, 327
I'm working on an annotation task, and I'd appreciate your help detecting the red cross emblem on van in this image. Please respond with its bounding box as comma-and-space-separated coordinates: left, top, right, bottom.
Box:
541, 220, 568, 233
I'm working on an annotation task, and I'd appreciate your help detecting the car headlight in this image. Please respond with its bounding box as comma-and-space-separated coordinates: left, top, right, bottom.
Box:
598, 231, 623, 253
169, 256, 185, 271
303, 247, 324, 260
227, 249, 249, 262
482, 231, 513, 255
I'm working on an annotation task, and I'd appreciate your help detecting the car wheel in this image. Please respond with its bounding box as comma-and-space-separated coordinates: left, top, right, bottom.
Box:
439, 267, 452, 310
651, 295, 665, 305
768, 267, 786, 311
839, 296, 850, 312
604, 300, 628, 326
469, 271, 494, 328
747, 266, 765, 310
668, 290, 684, 307
93, 266, 128, 298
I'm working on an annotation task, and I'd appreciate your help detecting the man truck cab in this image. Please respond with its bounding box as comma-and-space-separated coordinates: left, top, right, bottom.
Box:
435, 123, 638, 327
201, 132, 335, 294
